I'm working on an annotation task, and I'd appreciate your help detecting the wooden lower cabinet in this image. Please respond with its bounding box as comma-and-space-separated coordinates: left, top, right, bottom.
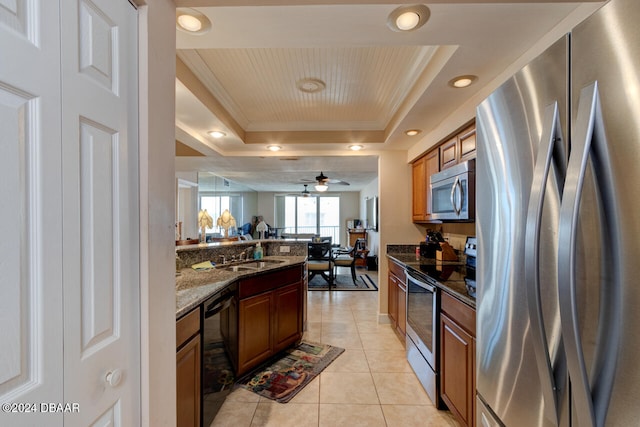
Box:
387, 259, 407, 336
238, 292, 273, 374
176, 307, 201, 427
227, 265, 305, 376
440, 292, 476, 427
273, 282, 304, 351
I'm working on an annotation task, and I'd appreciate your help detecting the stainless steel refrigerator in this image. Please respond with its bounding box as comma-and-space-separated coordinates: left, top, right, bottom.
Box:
476, 0, 640, 426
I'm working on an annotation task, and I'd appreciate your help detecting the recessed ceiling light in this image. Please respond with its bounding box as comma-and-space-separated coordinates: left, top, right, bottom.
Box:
176, 8, 211, 35
267, 145, 282, 152
405, 129, 422, 137
387, 5, 430, 32
449, 75, 478, 88
208, 130, 226, 139
296, 78, 326, 94
349, 144, 364, 151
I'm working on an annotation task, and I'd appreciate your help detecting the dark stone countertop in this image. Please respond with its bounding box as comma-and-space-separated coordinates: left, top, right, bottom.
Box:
387, 253, 476, 308
176, 255, 307, 318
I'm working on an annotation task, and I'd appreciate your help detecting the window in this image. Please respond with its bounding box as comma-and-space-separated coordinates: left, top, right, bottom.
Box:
280, 196, 341, 244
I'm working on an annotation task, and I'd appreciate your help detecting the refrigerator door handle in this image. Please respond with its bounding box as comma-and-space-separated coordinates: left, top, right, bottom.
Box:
558, 82, 622, 427
524, 101, 565, 425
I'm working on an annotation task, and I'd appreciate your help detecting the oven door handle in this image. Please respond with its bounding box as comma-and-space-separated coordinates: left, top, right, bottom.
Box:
205, 293, 233, 318
406, 272, 436, 292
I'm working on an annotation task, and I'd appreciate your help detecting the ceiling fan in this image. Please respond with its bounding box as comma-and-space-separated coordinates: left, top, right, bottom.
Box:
287, 184, 317, 197
300, 171, 350, 192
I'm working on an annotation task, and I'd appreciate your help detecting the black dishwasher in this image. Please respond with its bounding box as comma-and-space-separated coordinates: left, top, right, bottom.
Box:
201, 284, 236, 426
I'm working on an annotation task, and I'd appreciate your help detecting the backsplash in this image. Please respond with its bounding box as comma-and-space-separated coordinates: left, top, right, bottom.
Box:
176, 240, 307, 269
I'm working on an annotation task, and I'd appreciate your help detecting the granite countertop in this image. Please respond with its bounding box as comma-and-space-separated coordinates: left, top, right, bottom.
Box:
176, 255, 307, 318
387, 253, 476, 308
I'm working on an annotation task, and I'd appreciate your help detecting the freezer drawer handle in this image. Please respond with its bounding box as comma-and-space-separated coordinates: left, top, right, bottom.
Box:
524, 101, 567, 425
558, 81, 621, 427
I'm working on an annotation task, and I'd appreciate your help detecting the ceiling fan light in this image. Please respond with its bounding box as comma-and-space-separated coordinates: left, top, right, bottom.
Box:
315, 183, 328, 192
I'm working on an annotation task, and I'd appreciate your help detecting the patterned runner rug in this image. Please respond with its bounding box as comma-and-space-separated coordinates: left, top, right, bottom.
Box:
234, 341, 345, 403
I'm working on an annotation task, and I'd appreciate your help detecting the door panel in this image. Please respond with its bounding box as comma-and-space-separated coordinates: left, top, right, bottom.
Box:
570, 0, 640, 425
476, 35, 568, 427
62, 0, 139, 425
0, 1, 63, 426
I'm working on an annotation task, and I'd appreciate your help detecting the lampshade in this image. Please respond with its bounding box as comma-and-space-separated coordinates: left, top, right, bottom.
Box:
315, 183, 328, 192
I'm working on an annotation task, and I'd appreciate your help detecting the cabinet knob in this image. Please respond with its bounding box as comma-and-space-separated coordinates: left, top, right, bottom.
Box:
104, 369, 123, 388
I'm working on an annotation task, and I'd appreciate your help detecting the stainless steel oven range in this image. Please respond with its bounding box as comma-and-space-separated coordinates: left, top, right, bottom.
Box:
406, 271, 442, 407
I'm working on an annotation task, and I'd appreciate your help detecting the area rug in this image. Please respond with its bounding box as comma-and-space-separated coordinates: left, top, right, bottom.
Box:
308, 273, 378, 291
235, 341, 345, 403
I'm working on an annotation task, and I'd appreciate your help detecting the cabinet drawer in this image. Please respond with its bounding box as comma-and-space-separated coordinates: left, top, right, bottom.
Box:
441, 291, 475, 337
388, 260, 406, 283
176, 307, 200, 349
239, 265, 302, 299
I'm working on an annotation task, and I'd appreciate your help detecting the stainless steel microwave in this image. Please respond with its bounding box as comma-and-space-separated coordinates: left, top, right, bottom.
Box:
429, 159, 475, 221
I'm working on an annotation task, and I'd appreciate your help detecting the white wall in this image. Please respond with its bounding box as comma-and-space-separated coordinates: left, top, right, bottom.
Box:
377, 151, 424, 318
138, 1, 176, 426
360, 177, 379, 256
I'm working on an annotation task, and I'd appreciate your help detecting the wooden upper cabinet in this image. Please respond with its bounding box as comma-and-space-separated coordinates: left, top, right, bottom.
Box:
440, 137, 458, 170
412, 156, 427, 222
459, 125, 477, 162
412, 149, 439, 222
411, 120, 475, 223
440, 123, 477, 170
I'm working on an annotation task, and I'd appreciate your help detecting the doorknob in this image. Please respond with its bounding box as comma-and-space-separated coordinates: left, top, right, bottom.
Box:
104, 369, 123, 387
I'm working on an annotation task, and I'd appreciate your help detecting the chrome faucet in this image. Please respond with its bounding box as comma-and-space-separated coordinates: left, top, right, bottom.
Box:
219, 255, 226, 264
239, 250, 247, 262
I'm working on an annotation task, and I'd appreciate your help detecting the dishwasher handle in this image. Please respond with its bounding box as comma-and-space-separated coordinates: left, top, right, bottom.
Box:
205, 292, 234, 318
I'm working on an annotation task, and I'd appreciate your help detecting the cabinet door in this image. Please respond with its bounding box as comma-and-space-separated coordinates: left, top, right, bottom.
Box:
424, 149, 439, 220
440, 313, 475, 427
238, 293, 273, 375
440, 137, 458, 169
459, 126, 476, 162
273, 282, 303, 353
412, 156, 427, 221
177, 334, 201, 427
388, 273, 398, 325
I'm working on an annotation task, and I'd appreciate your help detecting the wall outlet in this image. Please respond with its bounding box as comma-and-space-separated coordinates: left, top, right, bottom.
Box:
279, 245, 290, 253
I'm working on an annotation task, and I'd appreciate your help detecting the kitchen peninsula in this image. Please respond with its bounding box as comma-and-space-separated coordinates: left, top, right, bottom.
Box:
175, 240, 307, 427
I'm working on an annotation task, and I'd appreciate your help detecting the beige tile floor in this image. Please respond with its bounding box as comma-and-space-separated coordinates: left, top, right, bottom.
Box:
211, 273, 460, 427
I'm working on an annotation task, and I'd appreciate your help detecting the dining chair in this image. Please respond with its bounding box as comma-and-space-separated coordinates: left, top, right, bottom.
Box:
307, 241, 334, 288
332, 238, 366, 285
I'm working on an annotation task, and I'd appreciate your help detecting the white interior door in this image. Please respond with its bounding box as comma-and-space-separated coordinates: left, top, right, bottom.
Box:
61, 0, 139, 425
0, 1, 64, 425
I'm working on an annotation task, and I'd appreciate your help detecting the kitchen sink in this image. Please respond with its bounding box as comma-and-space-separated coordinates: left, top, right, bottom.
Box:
221, 259, 286, 272
222, 265, 256, 272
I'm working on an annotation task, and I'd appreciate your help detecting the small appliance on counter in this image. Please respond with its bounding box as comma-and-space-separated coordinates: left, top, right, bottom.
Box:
420, 229, 444, 258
